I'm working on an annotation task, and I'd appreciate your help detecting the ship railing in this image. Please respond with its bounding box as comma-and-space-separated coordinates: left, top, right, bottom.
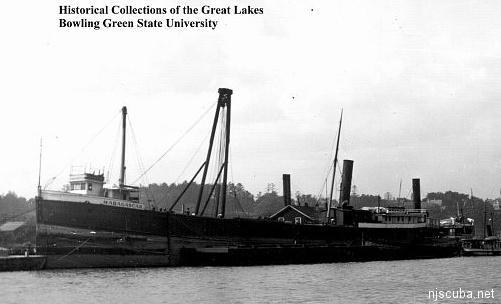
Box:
426, 218, 440, 228
384, 208, 428, 215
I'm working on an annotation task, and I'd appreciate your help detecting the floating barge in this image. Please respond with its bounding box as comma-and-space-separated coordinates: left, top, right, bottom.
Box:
0, 255, 46, 272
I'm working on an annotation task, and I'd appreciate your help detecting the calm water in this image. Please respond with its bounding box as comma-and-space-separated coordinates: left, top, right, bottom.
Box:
0, 257, 500, 304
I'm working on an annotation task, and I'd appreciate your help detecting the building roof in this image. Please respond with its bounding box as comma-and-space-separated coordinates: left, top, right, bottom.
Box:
0, 221, 25, 232
270, 205, 323, 221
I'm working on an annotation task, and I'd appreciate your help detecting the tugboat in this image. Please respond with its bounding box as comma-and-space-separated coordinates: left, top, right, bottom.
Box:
462, 237, 501, 256
439, 200, 475, 239
461, 200, 500, 256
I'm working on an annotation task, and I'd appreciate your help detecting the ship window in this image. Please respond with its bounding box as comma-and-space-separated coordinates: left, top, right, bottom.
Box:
71, 183, 86, 190
88, 183, 93, 191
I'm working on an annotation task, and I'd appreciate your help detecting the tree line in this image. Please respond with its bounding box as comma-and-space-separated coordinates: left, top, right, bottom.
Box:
0, 185, 500, 248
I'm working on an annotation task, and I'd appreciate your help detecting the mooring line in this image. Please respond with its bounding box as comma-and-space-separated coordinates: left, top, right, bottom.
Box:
56, 237, 92, 261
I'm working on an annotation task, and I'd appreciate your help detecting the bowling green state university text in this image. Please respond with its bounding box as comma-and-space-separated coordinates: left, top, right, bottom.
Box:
59, 18, 220, 30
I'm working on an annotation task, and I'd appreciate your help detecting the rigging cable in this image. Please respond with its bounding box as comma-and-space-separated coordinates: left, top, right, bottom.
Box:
315, 159, 335, 201
314, 120, 342, 203
132, 101, 217, 185
206, 110, 225, 216
216, 110, 226, 216
156, 131, 210, 210
128, 116, 155, 207
106, 116, 122, 184
175, 131, 210, 183
228, 138, 247, 216
128, 117, 149, 185
45, 109, 121, 189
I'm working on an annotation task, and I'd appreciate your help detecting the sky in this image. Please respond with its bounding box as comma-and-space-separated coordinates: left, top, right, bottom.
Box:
1, 0, 501, 200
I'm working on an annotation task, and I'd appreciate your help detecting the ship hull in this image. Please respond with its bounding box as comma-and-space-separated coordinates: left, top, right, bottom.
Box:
36, 197, 459, 268
462, 248, 501, 256
179, 243, 459, 266
43, 254, 170, 269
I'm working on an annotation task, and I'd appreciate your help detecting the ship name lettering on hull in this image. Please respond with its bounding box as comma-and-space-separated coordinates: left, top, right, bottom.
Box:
103, 199, 144, 209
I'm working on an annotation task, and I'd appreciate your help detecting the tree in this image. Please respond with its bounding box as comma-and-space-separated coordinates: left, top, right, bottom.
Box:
254, 191, 283, 217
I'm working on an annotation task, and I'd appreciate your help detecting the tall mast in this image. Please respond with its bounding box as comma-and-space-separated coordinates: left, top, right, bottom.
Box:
119, 106, 127, 187
220, 93, 231, 218
484, 199, 487, 238
325, 178, 328, 207
398, 178, 402, 206
195, 88, 233, 216
491, 211, 494, 237
37, 137, 42, 196
327, 109, 343, 220
195, 95, 222, 215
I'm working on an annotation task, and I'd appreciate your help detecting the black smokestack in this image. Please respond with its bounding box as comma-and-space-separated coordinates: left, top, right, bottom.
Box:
412, 178, 421, 209
338, 160, 354, 207
282, 174, 291, 206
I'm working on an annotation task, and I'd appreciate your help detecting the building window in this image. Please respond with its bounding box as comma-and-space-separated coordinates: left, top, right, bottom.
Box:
88, 183, 93, 191
278, 217, 285, 222
294, 217, 302, 224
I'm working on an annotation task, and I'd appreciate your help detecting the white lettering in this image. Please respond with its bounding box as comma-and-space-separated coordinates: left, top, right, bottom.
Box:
103, 199, 144, 210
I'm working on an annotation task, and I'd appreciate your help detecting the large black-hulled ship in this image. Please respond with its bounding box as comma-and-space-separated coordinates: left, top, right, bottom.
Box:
36, 89, 459, 268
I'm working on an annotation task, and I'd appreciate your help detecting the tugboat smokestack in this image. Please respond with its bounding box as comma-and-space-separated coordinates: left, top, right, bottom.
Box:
338, 160, 354, 207
282, 174, 291, 206
412, 178, 421, 209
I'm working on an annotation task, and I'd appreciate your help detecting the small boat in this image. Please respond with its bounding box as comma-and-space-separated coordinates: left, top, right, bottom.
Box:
460, 196, 500, 256
440, 216, 475, 239
461, 236, 501, 256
